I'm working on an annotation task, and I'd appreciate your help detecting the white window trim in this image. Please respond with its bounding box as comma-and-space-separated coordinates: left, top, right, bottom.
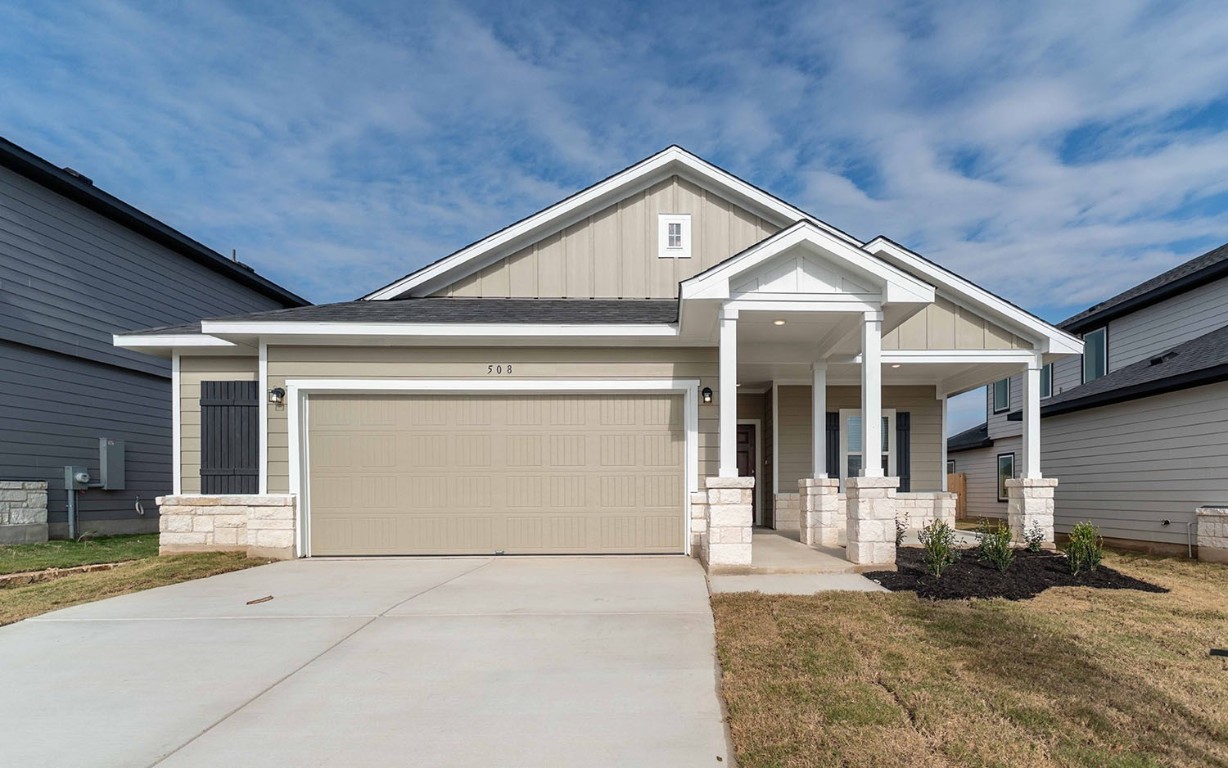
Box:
1082, 327, 1107, 383
992, 378, 1010, 414
1040, 362, 1053, 400
997, 452, 1016, 503
838, 408, 896, 488
658, 214, 692, 259
285, 378, 700, 558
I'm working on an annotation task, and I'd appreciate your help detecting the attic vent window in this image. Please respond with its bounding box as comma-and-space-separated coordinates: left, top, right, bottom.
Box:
658, 214, 692, 259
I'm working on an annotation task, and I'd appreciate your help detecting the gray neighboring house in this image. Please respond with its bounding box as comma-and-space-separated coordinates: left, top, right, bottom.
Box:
0, 136, 307, 542
948, 241, 1228, 560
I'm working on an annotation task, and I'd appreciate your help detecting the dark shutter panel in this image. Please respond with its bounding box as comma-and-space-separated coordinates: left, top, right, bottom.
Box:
825, 412, 840, 478
896, 412, 911, 492
200, 381, 259, 494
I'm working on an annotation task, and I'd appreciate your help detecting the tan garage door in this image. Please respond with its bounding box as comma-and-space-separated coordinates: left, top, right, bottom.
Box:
306, 393, 686, 555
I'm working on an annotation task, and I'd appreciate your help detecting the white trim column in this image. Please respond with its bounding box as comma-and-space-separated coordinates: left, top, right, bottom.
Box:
860, 310, 883, 477
719, 307, 739, 477
940, 393, 949, 491
811, 363, 827, 477
1023, 353, 1043, 478
171, 351, 181, 496
258, 340, 269, 495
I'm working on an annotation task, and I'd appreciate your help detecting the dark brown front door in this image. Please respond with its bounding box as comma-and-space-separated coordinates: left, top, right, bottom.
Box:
736, 423, 759, 523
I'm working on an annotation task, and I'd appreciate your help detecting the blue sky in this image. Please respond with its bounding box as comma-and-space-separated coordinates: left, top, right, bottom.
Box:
3, 0, 1228, 432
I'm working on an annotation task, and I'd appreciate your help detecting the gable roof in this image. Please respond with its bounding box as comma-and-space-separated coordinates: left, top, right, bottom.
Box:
0, 136, 308, 308
363, 145, 863, 301
1061, 241, 1228, 333
946, 422, 992, 453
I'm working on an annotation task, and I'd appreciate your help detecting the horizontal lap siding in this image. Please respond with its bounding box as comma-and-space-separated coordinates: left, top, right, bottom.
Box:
265, 346, 719, 494
1107, 279, 1228, 369
953, 438, 1018, 520
0, 340, 168, 530
179, 357, 259, 494
1043, 383, 1228, 544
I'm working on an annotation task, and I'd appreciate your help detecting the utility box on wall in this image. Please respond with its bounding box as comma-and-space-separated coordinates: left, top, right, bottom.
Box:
99, 438, 125, 490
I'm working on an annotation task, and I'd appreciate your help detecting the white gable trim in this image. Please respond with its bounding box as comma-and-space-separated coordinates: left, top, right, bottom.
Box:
364, 146, 862, 301
864, 237, 1083, 355
681, 221, 935, 305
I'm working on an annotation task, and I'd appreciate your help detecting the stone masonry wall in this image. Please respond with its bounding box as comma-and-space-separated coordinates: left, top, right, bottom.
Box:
1197, 506, 1228, 564
157, 495, 296, 559
896, 492, 957, 530
700, 476, 754, 570
773, 493, 800, 532
0, 481, 49, 544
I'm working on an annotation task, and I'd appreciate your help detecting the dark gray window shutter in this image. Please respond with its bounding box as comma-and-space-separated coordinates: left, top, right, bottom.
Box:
896, 412, 911, 492
200, 381, 259, 494
825, 412, 840, 478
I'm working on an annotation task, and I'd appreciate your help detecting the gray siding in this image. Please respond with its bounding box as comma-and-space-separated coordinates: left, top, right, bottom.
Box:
1051, 356, 1081, 397
0, 340, 168, 534
0, 165, 281, 377
985, 372, 1024, 439
1106, 278, 1228, 369
1043, 382, 1228, 546
953, 437, 1019, 520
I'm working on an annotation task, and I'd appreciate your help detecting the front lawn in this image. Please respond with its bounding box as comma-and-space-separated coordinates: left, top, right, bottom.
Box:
0, 534, 158, 574
712, 552, 1228, 767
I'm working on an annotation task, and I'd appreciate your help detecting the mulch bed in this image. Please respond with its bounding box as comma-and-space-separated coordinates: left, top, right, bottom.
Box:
866, 546, 1168, 601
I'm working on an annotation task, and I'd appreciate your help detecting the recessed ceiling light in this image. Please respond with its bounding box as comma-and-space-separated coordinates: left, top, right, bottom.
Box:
891, 364, 901, 368
773, 319, 786, 326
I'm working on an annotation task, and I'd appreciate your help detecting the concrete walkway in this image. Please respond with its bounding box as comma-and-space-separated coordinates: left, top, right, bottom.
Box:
0, 557, 729, 767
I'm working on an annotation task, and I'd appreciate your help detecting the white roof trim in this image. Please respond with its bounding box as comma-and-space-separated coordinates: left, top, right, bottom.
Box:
864, 237, 1083, 355
680, 221, 935, 305
364, 146, 862, 301
113, 333, 236, 349
198, 320, 678, 338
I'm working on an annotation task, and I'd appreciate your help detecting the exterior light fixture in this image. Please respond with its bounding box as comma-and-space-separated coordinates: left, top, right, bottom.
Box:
890, 364, 901, 368
701, 387, 713, 404
268, 387, 286, 405
773, 319, 786, 326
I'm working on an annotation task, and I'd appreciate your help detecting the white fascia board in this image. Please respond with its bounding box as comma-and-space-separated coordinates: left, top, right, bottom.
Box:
199, 321, 679, 338
681, 222, 934, 304
113, 334, 237, 349
868, 350, 1041, 365
864, 237, 1083, 355
365, 147, 861, 301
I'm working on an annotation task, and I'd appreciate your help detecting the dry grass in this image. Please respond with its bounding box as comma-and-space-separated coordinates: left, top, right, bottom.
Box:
712, 552, 1228, 768
0, 552, 270, 625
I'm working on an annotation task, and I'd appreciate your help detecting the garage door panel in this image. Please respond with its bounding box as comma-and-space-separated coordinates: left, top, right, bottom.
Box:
308, 394, 685, 555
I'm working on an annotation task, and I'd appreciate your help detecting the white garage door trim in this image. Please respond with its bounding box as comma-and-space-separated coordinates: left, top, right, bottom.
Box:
286, 378, 701, 557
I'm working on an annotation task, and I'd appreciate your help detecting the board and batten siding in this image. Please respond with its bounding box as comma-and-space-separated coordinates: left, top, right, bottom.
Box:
952, 437, 1020, 520
0, 340, 168, 534
263, 346, 719, 495
1042, 382, 1228, 546
179, 356, 258, 495
1104, 278, 1228, 369
774, 385, 944, 494
882, 297, 1031, 351
0, 165, 287, 378
434, 176, 778, 300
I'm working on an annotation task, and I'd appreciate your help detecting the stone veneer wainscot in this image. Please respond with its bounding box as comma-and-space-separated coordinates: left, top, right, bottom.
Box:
157, 495, 296, 559
0, 480, 49, 544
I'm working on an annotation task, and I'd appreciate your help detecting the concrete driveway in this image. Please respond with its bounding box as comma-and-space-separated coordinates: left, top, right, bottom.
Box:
0, 556, 729, 767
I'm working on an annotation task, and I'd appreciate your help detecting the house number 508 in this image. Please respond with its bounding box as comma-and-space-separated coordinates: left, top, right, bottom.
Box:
487, 364, 513, 374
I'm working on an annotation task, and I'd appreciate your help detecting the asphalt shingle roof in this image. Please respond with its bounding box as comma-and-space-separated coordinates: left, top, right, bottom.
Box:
946, 422, 992, 453
123, 298, 680, 334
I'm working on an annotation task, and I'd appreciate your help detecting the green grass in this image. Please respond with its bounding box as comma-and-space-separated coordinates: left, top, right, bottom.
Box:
0, 551, 270, 625
0, 534, 159, 575
712, 552, 1228, 767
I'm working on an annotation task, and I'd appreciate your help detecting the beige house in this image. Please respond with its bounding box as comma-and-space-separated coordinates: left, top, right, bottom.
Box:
115, 146, 1081, 569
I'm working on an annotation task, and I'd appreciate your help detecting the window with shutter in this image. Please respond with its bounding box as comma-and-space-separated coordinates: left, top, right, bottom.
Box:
200, 381, 259, 494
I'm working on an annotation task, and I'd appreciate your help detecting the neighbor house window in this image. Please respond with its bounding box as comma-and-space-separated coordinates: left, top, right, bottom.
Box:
1040, 363, 1053, 399
840, 409, 895, 482
657, 214, 692, 258
997, 453, 1015, 502
1083, 328, 1107, 382
992, 378, 1010, 414
946, 459, 956, 474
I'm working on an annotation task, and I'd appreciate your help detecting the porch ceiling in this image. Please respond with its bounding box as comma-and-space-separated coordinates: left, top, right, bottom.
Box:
736, 359, 1028, 396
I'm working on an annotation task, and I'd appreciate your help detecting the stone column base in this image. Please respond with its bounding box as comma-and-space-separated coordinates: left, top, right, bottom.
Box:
799, 478, 841, 547
0, 481, 48, 544
1197, 506, 1228, 564
157, 495, 297, 559
1006, 478, 1057, 545
773, 493, 800, 532
846, 476, 899, 566
700, 476, 754, 570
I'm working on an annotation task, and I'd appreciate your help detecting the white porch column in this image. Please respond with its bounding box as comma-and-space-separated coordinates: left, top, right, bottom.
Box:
860, 310, 883, 477
718, 307, 738, 477
1022, 354, 1042, 478
940, 393, 949, 492
811, 363, 827, 478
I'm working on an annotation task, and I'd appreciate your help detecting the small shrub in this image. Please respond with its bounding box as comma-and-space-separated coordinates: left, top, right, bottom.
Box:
1024, 521, 1046, 553
919, 520, 959, 578
1066, 521, 1104, 575
894, 517, 907, 547
977, 520, 1015, 573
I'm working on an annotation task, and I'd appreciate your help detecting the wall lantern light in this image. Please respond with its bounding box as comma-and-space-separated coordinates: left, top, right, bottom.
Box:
701, 386, 713, 404
268, 387, 286, 405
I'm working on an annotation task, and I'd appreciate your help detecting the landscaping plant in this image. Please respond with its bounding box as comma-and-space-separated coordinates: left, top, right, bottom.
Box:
1024, 521, 1046, 552
977, 519, 1015, 573
1066, 521, 1104, 575
918, 519, 959, 578
894, 517, 907, 547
